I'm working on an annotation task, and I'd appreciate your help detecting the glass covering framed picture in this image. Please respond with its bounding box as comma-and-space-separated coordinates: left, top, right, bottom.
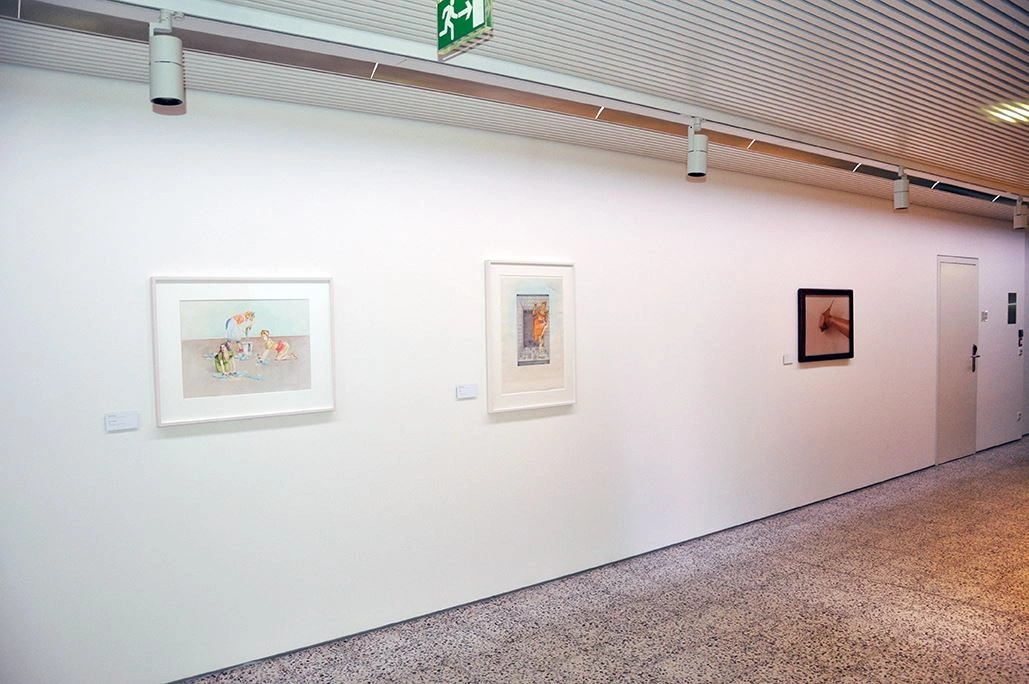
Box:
151, 277, 335, 426
485, 261, 576, 412
798, 288, 853, 362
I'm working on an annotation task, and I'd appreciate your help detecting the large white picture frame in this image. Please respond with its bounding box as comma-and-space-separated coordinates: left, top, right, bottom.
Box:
485, 261, 576, 413
151, 277, 335, 426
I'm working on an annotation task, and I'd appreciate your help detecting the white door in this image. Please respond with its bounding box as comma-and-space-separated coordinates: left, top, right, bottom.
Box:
937, 257, 979, 464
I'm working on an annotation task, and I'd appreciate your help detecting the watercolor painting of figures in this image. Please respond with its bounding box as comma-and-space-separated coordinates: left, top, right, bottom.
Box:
151, 277, 334, 426
179, 299, 312, 398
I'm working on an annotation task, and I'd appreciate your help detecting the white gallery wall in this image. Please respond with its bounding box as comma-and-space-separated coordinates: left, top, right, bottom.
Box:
0, 64, 1024, 683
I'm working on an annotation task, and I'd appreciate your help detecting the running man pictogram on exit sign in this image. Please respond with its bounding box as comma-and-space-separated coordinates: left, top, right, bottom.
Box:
437, 0, 493, 60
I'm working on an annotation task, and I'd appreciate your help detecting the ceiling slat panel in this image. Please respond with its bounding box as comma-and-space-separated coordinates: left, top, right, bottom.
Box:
729, 0, 1015, 101
2, 0, 1025, 206
475, 0, 1020, 155
225, 1, 429, 41
472, 0, 1028, 193
944, 0, 1029, 37
883, 0, 1029, 72
490, 0, 1006, 101
811, 0, 1025, 80
979, 0, 1029, 24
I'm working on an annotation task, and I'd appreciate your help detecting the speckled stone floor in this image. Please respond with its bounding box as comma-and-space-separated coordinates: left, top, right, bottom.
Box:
188, 441, 1028, 683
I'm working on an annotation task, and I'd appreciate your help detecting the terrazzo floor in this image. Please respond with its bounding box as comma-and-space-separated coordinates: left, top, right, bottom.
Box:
188, 442, 1028, 683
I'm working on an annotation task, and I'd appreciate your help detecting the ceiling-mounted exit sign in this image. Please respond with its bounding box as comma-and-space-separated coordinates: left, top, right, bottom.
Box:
437, 0, 493, 61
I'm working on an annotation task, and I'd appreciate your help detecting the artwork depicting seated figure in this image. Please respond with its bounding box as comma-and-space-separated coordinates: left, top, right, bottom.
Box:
213, 341, 237, 377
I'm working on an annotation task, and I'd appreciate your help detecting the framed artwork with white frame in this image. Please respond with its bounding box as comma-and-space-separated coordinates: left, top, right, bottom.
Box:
151, 277, 335, 426
485, 261, 576, 412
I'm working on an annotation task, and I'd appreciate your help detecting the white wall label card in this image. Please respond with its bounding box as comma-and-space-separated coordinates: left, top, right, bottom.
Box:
455, 384, 478, 400
104, 411, 140, 432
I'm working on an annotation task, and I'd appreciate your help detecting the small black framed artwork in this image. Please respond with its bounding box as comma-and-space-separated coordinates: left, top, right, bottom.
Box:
798, 288, 854, 362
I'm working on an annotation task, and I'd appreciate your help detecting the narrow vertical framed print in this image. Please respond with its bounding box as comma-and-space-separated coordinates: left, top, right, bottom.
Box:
798, 288, 853, 362
485, 261, 576, 412
151, 277, 335, 426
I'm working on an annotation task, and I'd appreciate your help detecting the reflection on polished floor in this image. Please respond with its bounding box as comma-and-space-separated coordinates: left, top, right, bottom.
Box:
190, 441, 1028, 683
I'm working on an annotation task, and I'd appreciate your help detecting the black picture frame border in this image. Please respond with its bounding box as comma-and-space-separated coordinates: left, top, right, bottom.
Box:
798, 288, 854, 362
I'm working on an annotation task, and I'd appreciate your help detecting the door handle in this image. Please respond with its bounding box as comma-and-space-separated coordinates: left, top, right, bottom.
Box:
971, 344, 981, 372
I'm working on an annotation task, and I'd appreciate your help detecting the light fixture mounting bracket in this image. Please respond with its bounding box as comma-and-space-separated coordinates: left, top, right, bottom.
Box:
150, 9, 184, 38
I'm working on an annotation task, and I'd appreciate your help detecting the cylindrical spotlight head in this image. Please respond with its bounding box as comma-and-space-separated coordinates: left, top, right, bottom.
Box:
1015, 202, 1028, 231
150, 33, 184, 106
687, 133, 708, 178
893, 175, 910, 210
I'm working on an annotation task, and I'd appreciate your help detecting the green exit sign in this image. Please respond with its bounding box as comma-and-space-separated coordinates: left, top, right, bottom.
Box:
437, 0, 493, 60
